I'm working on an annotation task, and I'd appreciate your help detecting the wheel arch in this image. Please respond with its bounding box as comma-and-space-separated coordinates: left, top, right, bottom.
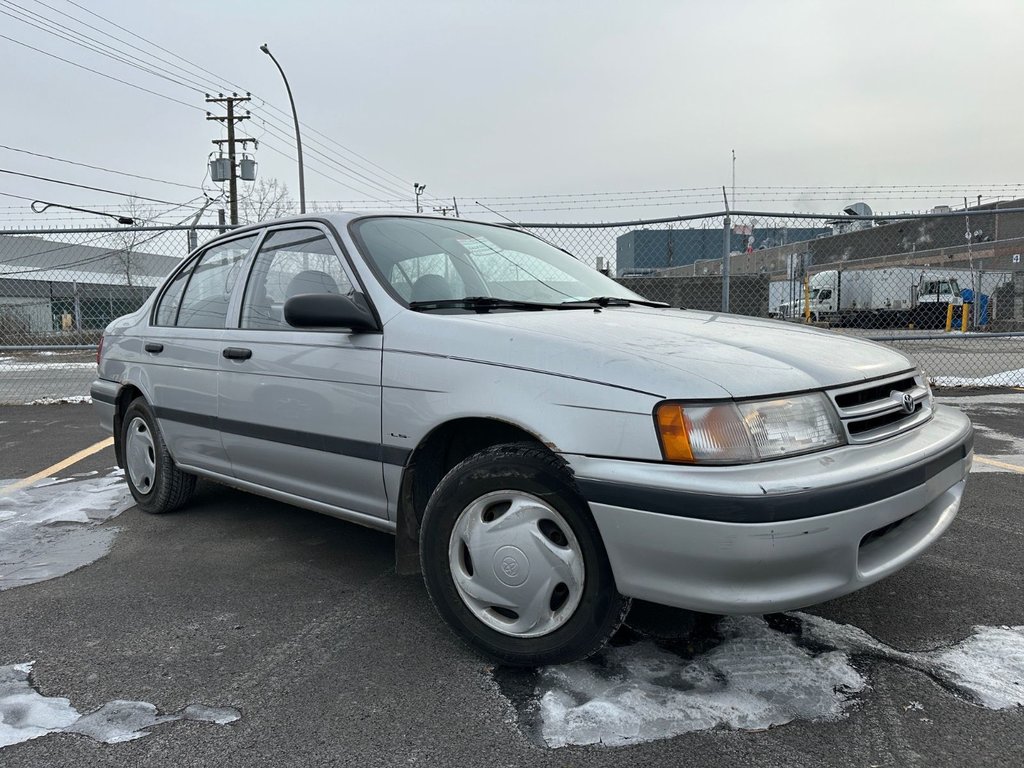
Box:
112, 383, 147, 468
394, 417, 551, 575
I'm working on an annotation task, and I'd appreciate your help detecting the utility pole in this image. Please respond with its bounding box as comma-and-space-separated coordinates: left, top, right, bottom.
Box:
206, 93, 256, 225
432, 203, 455, 216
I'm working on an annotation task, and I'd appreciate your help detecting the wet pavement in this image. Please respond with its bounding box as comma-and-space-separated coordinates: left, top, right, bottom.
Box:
0, 394, 1021, 767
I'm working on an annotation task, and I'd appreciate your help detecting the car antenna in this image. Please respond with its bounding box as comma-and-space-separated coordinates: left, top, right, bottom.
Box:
473, 200, 578, 260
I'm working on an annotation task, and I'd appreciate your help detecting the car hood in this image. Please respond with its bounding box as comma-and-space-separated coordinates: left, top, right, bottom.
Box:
386, 306, 916, 399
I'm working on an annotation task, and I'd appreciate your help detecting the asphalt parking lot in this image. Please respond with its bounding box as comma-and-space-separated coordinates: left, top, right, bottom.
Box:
1, 393, 1022, 767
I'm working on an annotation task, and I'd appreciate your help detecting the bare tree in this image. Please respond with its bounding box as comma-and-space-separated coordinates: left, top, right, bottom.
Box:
110, 197, 156, 287
238, 178, 295, 224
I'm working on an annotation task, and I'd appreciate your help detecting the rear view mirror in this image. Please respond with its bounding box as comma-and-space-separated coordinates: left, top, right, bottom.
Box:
284, 293, 377, 332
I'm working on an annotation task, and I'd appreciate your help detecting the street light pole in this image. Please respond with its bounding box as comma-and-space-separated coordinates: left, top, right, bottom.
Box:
260, 43, 305, 214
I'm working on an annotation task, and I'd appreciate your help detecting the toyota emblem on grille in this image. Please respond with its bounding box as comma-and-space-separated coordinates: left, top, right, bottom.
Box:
901, 393, 915, 414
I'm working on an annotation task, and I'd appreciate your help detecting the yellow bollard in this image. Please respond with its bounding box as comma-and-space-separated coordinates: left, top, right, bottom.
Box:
803, 276, 811, 323
961, 302, 970, 333
945, 303, 954, 332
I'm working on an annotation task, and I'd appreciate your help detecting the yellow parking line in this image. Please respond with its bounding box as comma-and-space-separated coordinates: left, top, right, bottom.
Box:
974, 455, 1024, 474
0, 437, 115, 495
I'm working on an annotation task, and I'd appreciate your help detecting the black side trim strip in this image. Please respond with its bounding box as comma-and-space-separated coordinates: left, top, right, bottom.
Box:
90, 384, 116, 405
153, 406, 412, 467
578, 431, 973, 524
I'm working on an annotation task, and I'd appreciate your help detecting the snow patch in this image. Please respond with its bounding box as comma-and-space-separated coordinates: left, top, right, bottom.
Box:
0, 662, 240, 748
0, 472, 131, 590
526, 613, 1024, 748
932, 367, 1024, 387
0, 361, 96, 372
537, 616, 864, 748
23, 396, 92, 405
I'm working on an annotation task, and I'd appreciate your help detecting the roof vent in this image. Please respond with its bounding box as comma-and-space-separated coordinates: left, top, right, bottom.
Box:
843, 202, 873, 217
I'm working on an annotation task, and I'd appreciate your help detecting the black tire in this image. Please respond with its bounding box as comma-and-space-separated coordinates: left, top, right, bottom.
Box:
419, 442, 629, 666
120, 397, 196, 514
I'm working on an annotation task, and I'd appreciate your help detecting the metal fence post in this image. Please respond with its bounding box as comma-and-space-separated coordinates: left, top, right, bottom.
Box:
722, 215, 731, 313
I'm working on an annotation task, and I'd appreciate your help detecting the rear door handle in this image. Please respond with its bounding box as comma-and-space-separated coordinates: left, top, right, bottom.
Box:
144, 342, 164, 354
222, 347, 252, 360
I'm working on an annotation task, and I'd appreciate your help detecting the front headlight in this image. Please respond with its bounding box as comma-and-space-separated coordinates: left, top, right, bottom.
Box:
654, 393, 845, 464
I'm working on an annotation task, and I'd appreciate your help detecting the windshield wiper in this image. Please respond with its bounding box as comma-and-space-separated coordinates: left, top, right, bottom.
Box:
409, 296, 600, 313
567, 296, 670, 308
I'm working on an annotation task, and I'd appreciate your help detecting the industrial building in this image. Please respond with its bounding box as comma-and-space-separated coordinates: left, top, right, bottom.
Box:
615, 225, 829, 276
0, 234, 181, 337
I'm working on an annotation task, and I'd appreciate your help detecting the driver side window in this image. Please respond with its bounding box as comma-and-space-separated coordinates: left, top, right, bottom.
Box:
241, 227, 354, 330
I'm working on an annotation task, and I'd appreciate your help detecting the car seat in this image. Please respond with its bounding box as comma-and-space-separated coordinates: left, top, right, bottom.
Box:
411, 274, 455, 302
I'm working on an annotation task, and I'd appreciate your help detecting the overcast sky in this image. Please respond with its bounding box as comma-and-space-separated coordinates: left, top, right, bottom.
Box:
1, 0, 1022, 226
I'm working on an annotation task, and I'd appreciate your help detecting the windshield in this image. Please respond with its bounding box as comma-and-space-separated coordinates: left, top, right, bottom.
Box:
350, 217, 646, 307
922, 280, 955, 295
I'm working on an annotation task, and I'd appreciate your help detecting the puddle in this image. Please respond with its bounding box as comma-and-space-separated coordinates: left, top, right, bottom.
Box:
0, 471, 132, 590
494, 612, 1024, 748
0, 662, 240, 748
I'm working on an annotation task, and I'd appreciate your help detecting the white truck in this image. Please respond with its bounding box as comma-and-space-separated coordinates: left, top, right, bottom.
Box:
775, 268, 1009, 327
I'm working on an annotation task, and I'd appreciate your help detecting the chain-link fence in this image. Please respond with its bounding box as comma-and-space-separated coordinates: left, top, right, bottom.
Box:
0, 225, 224, 403
2, 210, 1024, 404
523, 206, 1024, 388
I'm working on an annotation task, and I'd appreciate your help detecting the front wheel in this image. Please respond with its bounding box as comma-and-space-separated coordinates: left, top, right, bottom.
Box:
420, 443, 629, 666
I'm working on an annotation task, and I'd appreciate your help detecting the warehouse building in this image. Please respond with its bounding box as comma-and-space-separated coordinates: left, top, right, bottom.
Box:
0, 234, 182, 335
615, 225, 829, 276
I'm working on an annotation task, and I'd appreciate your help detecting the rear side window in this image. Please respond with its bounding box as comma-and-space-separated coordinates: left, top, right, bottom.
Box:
154, 261, 194, 326
241, 228, 354, 330
170, 236, 257, 328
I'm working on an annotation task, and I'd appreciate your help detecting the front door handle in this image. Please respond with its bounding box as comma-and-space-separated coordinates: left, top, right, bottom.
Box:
144, 342, 164, 354
222, 347, 253, 360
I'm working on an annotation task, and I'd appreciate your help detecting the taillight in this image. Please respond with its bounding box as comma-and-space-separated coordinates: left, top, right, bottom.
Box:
96, 336, 104, 366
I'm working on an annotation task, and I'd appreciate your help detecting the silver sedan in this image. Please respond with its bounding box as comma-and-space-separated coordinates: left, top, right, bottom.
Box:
91, 213, 973, 665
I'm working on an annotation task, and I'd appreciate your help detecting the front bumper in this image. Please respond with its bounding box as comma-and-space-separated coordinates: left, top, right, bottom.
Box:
567, 405, 973, 614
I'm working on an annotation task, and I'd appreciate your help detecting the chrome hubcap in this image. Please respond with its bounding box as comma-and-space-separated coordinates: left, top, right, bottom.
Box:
448, 490, 585, 638
125, 416, 156, 495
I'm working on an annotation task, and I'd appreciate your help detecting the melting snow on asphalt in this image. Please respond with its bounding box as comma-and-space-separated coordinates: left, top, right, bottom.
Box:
524, 613, 1024, 748
0, 471, 131, 590
0, 662, 240, 748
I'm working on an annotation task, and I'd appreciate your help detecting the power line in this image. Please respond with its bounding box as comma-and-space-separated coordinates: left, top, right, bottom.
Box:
54, 0, 440, 202
248, 111, 411, 202
29, 0, 224, 91
0, 144, 199, 190
10, 1, 433, 204
0, 168, 203, 207
257, 140, 405, 207
0, 0, 208, 94
0, 32, 205, 112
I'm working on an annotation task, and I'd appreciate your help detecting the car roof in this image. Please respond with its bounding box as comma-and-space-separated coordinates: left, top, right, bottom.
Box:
208, 211, 513, 247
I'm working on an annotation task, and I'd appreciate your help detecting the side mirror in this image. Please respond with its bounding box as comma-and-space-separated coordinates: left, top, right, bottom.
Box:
284, 293, 377, 332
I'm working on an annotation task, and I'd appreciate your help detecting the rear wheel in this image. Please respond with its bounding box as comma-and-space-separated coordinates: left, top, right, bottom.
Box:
420, 443, 629, 666
120, 397, 195, 514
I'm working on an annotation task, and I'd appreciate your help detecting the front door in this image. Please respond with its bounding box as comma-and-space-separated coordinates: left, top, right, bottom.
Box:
217, 224, 387, 519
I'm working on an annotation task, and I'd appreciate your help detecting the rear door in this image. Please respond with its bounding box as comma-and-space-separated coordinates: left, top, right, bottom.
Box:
217, 224, 388, 519
146, 234, 258, 474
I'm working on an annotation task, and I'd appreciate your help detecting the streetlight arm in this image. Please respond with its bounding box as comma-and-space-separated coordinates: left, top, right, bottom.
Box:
260, 43, 306, 214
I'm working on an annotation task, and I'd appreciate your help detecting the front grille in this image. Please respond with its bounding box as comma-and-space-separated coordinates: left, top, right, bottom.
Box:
828, 371, 933, 444
834, 376, 916, 409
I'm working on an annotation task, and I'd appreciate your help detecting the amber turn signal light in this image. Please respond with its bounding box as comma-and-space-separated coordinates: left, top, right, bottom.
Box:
654, 403, 695, 463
